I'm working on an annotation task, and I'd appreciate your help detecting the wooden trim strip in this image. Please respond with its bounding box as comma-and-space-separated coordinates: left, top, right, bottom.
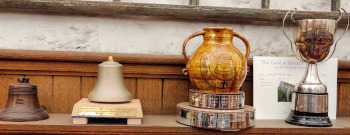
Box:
0, 0, 347, 24
0, 115, 350, 134
0, 49, 184, 65
0, 60, 187, 78
0, 49, 349, 69
0, 70, 190, 79
339, 61, 350, 70
0, 125, 350, 134
0, 49, 348, 79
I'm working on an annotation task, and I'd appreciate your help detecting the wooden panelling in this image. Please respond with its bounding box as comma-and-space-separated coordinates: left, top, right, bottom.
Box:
337, 82, 340, 116
52, 76, 81, 113
0, 49, 349, 116
27, 75, 53, 113
125, 78, 137, 98
81, 76, 96, 98
0, 75, 20, 108
241, 80, 253, 106
162, 79, 189, 115
338, 83, 350, 116
136, 78, 162, 115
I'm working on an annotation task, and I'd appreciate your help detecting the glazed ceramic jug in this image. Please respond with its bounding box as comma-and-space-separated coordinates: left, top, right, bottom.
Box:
183, 27, 250, 94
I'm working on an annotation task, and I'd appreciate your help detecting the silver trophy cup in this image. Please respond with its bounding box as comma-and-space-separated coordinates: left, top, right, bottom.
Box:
282, 8, 349, 127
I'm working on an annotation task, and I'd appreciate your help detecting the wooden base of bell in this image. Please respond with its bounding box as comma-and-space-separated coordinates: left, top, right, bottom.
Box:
71, 98, 143, 125
0, 107, 49, 122
176, 102, 255, 131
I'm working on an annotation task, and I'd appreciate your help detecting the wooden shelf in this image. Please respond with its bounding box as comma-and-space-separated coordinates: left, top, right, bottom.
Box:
0, 114, 350, 134
0, 0, 347, 24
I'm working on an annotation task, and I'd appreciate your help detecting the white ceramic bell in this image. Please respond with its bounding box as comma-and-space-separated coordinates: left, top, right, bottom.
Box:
88, 56, 132, 102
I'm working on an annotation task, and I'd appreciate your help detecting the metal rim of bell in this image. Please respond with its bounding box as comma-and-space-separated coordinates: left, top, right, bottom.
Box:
189, 90, 245, 110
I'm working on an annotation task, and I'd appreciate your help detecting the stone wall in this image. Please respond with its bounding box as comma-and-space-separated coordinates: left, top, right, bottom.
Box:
1, 0, 350, 59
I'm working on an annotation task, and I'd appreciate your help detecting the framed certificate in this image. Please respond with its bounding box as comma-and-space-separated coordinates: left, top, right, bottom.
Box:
253, 57, 337, 119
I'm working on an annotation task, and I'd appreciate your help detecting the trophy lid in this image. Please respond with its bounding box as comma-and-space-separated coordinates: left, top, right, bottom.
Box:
9, 75, 37, 91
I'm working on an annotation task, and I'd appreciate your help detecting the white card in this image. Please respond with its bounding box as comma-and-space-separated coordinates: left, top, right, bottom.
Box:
253, 56, 337, 119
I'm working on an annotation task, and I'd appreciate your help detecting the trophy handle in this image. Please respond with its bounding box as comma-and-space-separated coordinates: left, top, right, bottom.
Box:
233, 32, 250, 60
283, 8, 303, 62
182, 30, 205, 75
324, 8, 350, 62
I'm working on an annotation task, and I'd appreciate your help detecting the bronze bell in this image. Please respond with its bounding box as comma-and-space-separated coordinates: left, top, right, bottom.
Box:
0, 75, 49, 122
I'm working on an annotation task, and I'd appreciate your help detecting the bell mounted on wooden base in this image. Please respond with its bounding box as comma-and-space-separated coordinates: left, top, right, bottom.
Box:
72, 56, 142, 125
0, 75, 49, 122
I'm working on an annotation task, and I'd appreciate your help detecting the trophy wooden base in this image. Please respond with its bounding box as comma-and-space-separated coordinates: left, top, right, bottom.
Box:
71, 98, 143, 125
285, 110, 332, 127
176, 102, 255, 131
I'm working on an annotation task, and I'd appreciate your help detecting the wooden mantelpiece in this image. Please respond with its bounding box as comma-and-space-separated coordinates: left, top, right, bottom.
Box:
0, 49, 349, 116
0, 49, 350, 134
0, 114, 350, 135
0, 49, 349, 69
0, 49, 184, 64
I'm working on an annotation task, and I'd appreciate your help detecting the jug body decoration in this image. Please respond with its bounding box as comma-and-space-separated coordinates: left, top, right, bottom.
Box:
183, 27, 250, 94
176, 27, 255, 131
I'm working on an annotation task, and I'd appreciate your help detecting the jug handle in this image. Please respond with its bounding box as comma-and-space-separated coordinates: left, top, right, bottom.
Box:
233, 32, 250, 60
182, 31, 205, 75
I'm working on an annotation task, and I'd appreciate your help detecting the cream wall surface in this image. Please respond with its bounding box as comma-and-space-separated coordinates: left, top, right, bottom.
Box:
1, 0, 350, 60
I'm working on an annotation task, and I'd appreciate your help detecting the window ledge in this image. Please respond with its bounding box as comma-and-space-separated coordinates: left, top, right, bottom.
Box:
0, 0, 347, 24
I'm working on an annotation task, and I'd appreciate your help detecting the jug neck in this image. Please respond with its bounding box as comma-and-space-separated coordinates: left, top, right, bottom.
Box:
204, 37, 233, 44
203, 27, 234, 44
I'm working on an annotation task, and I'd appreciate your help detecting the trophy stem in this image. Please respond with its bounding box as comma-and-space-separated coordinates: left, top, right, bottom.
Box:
299, 60, 322, 85
296, 60, 327, 93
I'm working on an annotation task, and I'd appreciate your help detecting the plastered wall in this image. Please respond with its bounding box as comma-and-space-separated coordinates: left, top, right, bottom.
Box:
1, 0, 350, 59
